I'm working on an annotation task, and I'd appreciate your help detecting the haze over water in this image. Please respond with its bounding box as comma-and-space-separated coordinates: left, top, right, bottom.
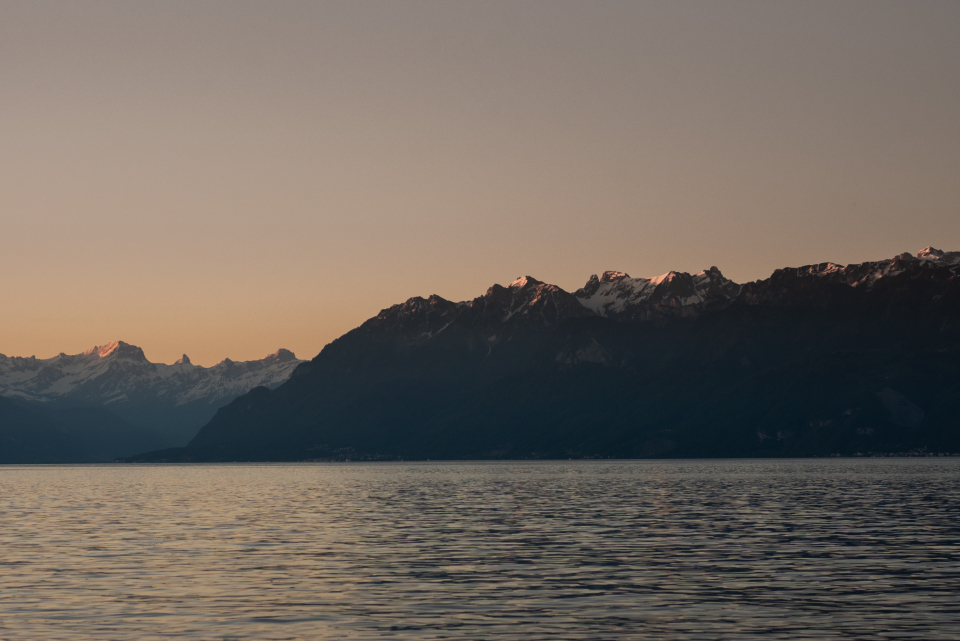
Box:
2, 459, 958, 639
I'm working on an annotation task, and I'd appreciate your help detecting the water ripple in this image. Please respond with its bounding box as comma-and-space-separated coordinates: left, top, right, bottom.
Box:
1, 459, 958, 639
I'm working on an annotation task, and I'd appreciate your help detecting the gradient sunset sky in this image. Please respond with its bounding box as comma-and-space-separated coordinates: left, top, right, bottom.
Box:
3, 1, 959, 366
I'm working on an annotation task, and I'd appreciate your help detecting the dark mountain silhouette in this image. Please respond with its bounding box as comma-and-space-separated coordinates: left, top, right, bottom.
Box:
119, 247, 959, 461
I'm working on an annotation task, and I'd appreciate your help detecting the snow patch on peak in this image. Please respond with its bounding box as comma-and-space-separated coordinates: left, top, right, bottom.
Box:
599, 271, 629, 283
576, 265, 741, 319
96, 341, 124, 357
918, 246, 944, 260
649, 272, 676, 286
917, 246, 960, 265
1, 343, 305, 407
509, 276, 534, 289
80, 341, 145, 360
801, 263, 844, 277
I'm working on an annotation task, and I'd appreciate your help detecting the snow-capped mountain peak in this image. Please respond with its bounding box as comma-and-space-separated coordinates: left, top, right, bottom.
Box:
484, 276, 590, 325
508, 275, 542, 289
918, 246, 944, 260
95, 341, 123, 358
917, 246, 960, 265
79, 340, 146, 360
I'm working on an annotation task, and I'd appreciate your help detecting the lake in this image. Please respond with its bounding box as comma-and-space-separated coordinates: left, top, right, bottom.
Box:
1, 459, 958, 639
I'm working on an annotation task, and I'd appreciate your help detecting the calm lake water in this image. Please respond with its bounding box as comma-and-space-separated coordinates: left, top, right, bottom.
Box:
1, 459, 958, 639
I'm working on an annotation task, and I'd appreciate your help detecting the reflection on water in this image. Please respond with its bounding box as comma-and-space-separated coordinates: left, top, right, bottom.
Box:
1, 459, 959, 639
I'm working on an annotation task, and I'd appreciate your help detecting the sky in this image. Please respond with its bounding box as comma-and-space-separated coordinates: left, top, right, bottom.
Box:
2, 0, 959, 366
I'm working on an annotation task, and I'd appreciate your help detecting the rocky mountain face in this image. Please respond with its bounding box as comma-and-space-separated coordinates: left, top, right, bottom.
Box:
342, 276, 592, 351
573, 246, 960, 320
128, 246, 960, 463
575, 267, 741, 321
739, 248, 960, 308
0, 343, 303, 462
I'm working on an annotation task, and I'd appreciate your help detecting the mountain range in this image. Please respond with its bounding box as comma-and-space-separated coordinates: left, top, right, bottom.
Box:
0, 343, 302, 462
124, 246, 960, 463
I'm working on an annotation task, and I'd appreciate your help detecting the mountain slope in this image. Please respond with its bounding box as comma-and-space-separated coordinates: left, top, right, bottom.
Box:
127, 247, 960, 462
0, 396, 171, 463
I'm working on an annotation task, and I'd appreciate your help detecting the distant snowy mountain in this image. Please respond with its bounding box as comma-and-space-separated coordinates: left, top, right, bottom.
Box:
0, 342, 304, 459
0, 341, 302, 406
